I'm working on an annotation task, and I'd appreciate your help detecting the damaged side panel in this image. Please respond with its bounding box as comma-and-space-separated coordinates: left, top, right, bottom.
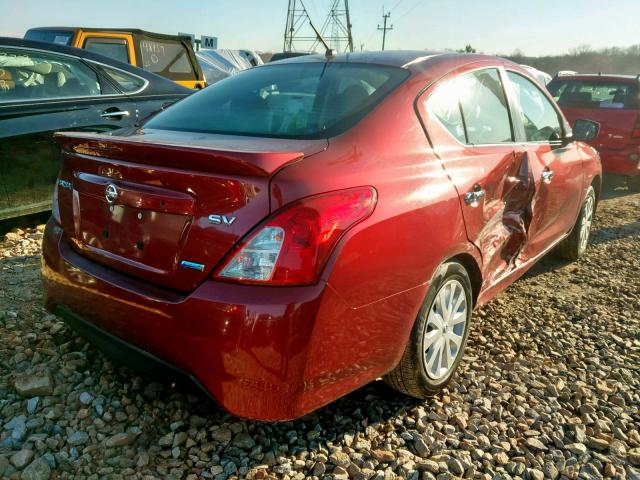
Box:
439, 147, 537, 287
472, 149, 536, 285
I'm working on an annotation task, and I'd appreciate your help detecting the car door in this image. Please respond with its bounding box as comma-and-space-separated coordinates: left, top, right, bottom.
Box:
419, 65, 536, 287
505, 70, 584, 257
0, 46, 136, 220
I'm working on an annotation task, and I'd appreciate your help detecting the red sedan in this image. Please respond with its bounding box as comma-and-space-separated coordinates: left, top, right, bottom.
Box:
548, 73, 640, 190
42, 51, 601, 420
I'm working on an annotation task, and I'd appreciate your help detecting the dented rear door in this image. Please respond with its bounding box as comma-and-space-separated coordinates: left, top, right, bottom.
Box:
420, 66, 536, 287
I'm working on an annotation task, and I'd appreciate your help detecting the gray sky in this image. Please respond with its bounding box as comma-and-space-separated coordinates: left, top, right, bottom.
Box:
3, 0, 639, 56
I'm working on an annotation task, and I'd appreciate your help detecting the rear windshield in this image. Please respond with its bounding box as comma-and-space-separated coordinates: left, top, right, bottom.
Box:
139, 38, 196, 80
548, 79, 639, 109
145, 62, 409, 139
25, 29, 74, 46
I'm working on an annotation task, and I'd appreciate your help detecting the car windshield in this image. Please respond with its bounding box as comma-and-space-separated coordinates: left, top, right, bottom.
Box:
145, 62, 409, 139
24, 29, 74, 46
548, 78, 639, 109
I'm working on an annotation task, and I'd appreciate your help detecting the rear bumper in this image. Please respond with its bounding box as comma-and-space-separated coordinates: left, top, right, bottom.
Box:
41, 218, 415, 420
54, 304, 207, 391
599, 146, 640, 176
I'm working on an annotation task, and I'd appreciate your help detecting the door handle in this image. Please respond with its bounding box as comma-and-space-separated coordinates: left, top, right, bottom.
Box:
464, 185, 485, 206
541, 169, 554, 183
101, 110, 130, 119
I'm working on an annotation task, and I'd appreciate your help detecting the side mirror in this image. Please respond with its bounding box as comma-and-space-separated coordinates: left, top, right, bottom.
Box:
573, 119, 600, 141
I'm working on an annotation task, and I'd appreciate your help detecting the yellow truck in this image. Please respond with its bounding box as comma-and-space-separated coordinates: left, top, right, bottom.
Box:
24, 27, 206, 89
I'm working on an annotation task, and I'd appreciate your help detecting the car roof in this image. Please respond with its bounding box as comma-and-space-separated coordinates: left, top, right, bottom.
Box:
553, 73, 639, 83
281, 50, 443, 68
0, 36, 192, 95
271, 50, 520, 74
25, 27, 192, 42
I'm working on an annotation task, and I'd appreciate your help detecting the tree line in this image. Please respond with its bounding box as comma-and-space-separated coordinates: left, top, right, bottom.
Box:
506, 44, 640, 76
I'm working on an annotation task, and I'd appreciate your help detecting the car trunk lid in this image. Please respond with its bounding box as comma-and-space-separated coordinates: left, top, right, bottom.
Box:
54, 129, 327, 292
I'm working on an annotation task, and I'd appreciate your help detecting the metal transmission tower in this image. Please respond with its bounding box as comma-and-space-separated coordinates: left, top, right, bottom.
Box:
283, 0, 314, 52
283, 0, 354, 53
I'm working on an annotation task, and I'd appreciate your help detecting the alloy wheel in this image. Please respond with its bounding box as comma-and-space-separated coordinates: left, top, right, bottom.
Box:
423, 279, 468, 380
579, 193, 595, 252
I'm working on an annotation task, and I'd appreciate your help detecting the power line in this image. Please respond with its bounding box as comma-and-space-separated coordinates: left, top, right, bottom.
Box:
394, 0, 423, 24
389, 0, 405, 13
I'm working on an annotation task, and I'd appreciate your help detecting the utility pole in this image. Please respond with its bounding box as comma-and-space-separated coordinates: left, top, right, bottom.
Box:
377, 10, 393, 51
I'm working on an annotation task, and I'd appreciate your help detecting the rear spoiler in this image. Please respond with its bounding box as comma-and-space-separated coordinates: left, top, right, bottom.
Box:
54, 131, 304, 177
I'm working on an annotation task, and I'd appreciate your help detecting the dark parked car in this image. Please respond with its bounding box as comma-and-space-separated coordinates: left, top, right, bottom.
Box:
43, 51, 601, 420
0, 37, 191, 220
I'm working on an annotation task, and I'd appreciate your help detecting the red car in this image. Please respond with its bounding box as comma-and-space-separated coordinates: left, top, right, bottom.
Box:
547, 73, 640, 190
42, 51, 601, 420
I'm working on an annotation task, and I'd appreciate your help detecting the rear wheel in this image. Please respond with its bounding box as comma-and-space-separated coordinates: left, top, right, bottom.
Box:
556, 185, 596, 261
628, 176, 640, 192
384, 261, 472, 398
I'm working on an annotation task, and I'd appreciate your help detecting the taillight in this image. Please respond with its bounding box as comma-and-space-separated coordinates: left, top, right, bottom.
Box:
214, 187, 377, 285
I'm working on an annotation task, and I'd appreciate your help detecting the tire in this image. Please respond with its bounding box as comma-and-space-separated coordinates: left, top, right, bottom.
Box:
384, 261, 473, 398
556, 185, 596, 261
628, 176, 640, 192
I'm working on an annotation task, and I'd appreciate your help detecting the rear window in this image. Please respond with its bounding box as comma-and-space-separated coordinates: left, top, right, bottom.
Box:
25, 29, 74, 46
139, 39, 196, 79
145, 62, 409, 139
548, 79, 639, 109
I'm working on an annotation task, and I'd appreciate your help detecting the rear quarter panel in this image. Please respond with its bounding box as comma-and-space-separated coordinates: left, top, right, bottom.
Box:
270, 73, 480, 381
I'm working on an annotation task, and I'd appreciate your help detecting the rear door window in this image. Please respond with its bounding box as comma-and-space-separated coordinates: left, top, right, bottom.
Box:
426, 80, 466, 143
508, 71, 563, 142
458, 69, 514, 144
92, 64, 146, 94
548, 79, 639, 109
427, 68, 513, 145
0, 48, 101, 101
84, 37, 130, 64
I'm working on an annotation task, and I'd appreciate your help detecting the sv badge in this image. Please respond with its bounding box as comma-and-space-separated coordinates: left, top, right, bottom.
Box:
208, 214, 237, 226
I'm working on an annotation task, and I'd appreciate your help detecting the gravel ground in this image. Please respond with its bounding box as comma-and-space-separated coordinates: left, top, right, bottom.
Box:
0, 184, 639, 480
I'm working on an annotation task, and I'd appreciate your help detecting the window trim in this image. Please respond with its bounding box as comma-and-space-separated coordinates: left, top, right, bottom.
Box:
504, 69, 569, 146
422, 65, 518, 148
0, 46, 148, 106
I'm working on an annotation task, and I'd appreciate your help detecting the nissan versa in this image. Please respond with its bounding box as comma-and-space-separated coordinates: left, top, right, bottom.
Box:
42, 51, 602, 421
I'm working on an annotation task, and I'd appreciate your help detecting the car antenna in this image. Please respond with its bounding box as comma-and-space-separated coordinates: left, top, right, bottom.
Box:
300, 0, 336, 58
